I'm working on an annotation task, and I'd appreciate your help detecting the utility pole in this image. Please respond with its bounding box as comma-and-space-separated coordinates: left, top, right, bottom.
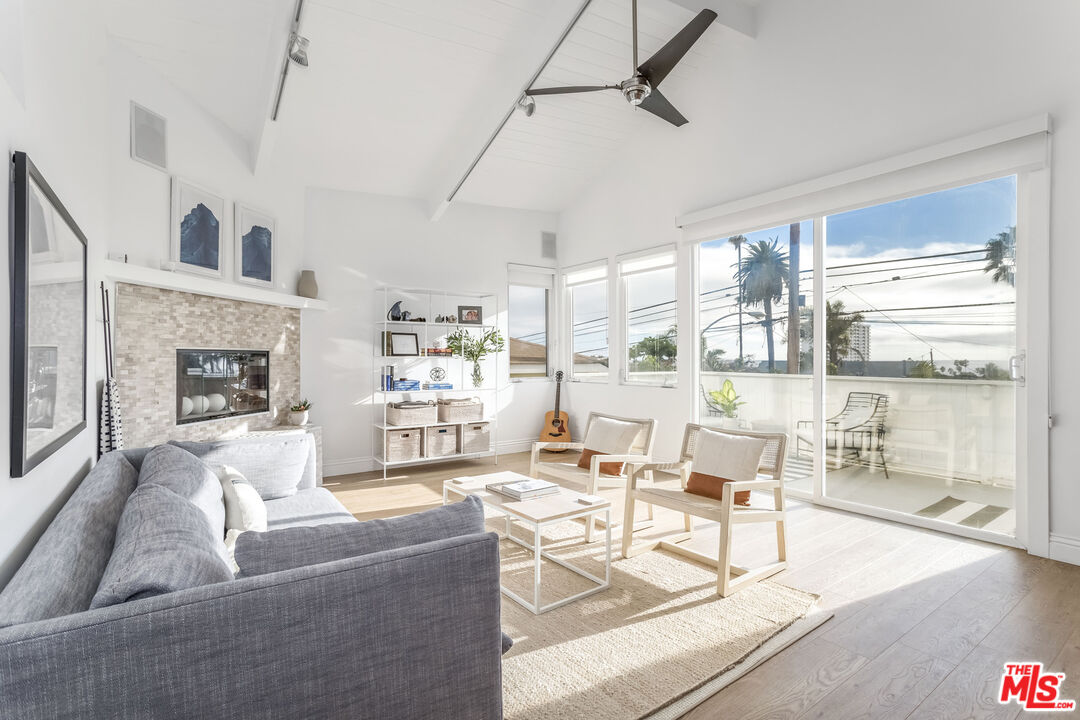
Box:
729, 235, 747, 366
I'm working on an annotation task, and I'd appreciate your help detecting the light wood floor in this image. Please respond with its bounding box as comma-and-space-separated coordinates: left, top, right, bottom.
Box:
327, 452, 1080, 719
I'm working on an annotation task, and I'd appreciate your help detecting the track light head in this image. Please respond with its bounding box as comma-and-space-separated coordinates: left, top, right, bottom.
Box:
289, 34, 309, 66
517, 94, 536, 117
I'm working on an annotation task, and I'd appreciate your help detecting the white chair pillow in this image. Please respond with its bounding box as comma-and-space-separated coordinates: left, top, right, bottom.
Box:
687, 429, 767, 505
582, 416, 640, 455
217, 465, 268, 533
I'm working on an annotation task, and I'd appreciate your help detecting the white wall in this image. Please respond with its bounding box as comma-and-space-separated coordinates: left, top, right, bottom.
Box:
0, 0, 108, 585
106, 43, 306, 294
301, 189, 559, 476
557, 0, 1080, 548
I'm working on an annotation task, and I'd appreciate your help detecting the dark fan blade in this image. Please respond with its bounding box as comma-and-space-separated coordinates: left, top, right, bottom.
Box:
637, 9, 717, 88
526, 85, 617, 96
638, 88, 688, 127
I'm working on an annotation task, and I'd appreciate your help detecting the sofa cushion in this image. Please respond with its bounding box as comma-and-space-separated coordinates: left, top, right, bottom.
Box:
686, 429, 767, 506
139, 444, 225, 539
90, 484, 234, 608
170, 434, 313, 500
217, 465, 268, 532
236, 495, 484, 576
264, 487, 355, 531
0, 452, 138, 627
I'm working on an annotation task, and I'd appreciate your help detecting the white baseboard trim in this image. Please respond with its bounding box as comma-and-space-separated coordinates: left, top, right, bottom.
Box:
497, 438, 537, 455
323, 456, 375, 477
322, 440, 536, 479
1049, 533, 1080, 566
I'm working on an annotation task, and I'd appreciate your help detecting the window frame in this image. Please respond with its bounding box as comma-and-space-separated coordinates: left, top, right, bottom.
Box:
507, 264, 555, 382
563, 260, 610, 384
617, 245, 678, 388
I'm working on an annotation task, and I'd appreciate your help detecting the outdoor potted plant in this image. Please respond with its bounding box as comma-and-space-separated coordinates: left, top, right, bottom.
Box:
446, 328, 505, 388
289, 398, 312, 426
710, 379, 745, 429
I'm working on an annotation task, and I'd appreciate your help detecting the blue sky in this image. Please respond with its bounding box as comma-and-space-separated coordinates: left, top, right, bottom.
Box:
700, 176, 1018, 370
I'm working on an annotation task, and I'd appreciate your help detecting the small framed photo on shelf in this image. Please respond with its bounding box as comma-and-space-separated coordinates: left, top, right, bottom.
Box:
170, 178, 225, 277
234, 203, 275, 288
386, 332, 420, 357
457, 305, 483, 325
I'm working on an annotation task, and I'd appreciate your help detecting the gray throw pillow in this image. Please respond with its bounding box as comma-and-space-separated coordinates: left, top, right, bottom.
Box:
170, 435, 312, 500
91, 484, 234, 608
0, 452, 138, 627
139, 444, 225, 539
235, 495, 485, 576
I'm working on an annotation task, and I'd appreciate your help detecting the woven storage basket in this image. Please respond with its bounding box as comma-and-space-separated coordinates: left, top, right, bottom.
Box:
437, 397, 483, 423
461, 422, 490, 454
386, 402, 437, 426
425, 425, 459, 458
382, 428, 422, 462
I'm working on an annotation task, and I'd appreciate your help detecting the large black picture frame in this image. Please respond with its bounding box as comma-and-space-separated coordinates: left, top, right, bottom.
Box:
11, 152, 88, 477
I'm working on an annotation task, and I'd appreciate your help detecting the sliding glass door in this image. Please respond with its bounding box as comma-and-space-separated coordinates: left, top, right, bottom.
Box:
697, 176, 1021, 540
820, 177, 1018, 535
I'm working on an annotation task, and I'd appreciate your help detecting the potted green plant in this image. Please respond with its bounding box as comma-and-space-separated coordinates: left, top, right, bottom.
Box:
289, 398, 312, 426
709, 379, 745, 429
445, 328, 505, 388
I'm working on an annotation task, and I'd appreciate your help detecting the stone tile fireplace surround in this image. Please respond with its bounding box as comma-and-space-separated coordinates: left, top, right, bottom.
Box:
114, 282, 301, 449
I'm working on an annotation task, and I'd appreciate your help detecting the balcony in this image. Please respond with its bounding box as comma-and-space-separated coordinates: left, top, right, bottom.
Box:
702, 372, 1016, 535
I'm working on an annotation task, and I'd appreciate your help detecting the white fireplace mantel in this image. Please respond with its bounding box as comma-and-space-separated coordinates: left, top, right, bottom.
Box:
104, 260, 328, 311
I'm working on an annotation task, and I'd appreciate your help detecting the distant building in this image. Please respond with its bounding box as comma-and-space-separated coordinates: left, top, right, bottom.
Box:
842, 323, 870, 364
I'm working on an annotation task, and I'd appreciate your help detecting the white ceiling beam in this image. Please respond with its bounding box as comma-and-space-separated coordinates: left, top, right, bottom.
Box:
666, 0, 756, 38
425, 0, 594, 221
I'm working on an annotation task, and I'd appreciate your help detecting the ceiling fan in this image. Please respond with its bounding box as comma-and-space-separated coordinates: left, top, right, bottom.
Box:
525, 0, 717, 127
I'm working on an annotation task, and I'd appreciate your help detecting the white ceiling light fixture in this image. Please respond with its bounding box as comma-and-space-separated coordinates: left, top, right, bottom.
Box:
271, 0, 309, 121
288, 33, 310, 67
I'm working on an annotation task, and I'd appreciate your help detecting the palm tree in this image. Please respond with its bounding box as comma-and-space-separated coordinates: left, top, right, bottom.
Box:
728, 235, 748, 362
984, 226, 1016, 286
735, 239, 789, 371
786, 223, 801, 373
825, 300, 865, 374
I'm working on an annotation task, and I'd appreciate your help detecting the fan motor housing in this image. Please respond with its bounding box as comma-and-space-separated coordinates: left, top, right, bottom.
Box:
620, 76, 651, 106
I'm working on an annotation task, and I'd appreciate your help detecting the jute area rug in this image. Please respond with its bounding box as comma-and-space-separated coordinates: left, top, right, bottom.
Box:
496, 520, 827, 720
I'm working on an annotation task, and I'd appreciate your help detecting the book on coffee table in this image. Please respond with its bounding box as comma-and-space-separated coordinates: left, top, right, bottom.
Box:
485, 478, 560, 501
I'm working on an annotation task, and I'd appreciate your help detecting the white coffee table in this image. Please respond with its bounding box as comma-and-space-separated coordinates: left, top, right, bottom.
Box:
444, 471, 612, 614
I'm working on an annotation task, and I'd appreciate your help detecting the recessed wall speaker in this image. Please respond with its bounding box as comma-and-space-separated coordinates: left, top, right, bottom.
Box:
130, 101, 167, 172
541, 231, 557, 260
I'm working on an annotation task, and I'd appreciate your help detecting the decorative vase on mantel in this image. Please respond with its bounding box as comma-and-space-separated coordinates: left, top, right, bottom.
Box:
289, 410, 310, 426
297, 270, 319, 299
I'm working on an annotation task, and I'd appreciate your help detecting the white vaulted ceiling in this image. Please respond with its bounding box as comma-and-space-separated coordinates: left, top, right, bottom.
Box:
107, 0, 749, 213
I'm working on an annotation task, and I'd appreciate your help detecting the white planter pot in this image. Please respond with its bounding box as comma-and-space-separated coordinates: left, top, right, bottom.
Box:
289, 410, 309, 426
720, 417, 740, 430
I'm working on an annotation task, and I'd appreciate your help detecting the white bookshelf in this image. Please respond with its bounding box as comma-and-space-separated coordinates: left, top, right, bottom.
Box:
372, 287, 500, 478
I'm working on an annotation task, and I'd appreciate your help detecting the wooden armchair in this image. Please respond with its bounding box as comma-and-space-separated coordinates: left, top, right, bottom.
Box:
530, 412, 657, 541
621, 424, 789, 597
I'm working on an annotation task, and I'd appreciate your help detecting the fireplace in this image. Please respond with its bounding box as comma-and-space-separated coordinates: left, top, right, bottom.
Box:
176, 349, 269, 425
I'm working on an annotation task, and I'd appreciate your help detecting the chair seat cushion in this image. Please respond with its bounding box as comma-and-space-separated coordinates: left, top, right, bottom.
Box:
264, 487, 356, 530
235, 495, 485, 576
90, 484, 234, 608
685, 429, 766, 505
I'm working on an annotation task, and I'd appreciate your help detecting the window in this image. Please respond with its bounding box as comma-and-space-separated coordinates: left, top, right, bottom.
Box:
565, 263, 609, 382
619, 248, 677, 386
508, 265, 554, 380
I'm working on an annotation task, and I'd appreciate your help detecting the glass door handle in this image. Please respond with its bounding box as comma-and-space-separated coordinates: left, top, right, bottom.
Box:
1009, 353, 1026, 385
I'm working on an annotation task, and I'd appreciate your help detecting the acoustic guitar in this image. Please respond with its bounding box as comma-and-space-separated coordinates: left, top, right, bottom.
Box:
539, 370, 571, 451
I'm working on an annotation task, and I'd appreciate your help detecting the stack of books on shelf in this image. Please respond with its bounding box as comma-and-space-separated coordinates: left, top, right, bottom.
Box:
423, 382, 453, 390
392, 380, 421, 391
424, 348, 453, 357
485, 478, 560, 500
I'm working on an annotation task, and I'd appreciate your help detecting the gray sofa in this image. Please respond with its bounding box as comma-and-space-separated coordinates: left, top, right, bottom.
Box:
0, 435, 505, 719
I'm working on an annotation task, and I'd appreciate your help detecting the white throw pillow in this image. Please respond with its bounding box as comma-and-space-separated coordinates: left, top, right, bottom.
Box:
224, 528, 244, 574
582, 416, 640, 455
217, 465, 268, 533
693, 429, 766, 482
